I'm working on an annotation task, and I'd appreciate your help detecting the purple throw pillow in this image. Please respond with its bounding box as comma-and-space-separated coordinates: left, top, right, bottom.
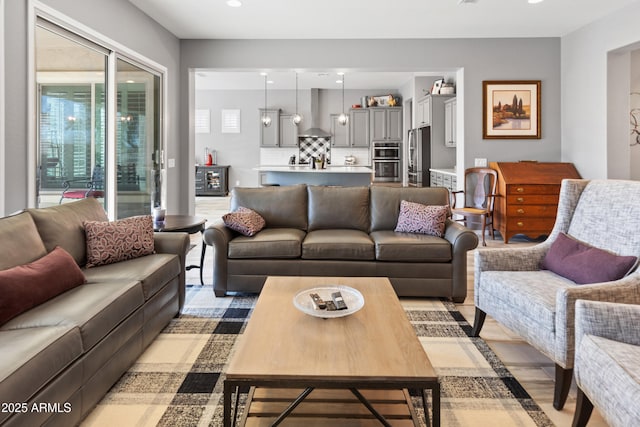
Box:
223, 206, 266, 237
540, 232, 638, 284
394, 200, 448, 237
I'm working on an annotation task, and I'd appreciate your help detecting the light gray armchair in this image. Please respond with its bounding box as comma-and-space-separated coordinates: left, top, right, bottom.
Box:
471, 179, 640, 410
572, 300, 640, 427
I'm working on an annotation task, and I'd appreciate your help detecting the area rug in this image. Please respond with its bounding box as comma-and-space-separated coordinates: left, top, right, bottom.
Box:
83, 285, 554, 427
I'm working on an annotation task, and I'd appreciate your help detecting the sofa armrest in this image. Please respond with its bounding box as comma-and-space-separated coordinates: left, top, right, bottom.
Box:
443, 219, 479, 302
154, 232, 190, 312
203, 220, 236, 297
554, 273, 640, 367
576, 299, 640, 347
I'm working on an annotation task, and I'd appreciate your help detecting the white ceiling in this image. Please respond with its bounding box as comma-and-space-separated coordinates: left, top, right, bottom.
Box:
130, 0, 640, 90
129, 0, 639, 40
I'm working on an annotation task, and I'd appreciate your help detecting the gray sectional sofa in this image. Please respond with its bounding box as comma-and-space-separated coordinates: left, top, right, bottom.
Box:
0, 198, 189, 427
204, 184, 479, 301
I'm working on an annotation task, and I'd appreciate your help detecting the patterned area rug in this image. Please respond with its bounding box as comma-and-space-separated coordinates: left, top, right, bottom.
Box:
84, 285, 553, 427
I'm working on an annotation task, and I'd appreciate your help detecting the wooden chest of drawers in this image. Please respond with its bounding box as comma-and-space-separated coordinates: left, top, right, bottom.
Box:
490, 162, 581, 243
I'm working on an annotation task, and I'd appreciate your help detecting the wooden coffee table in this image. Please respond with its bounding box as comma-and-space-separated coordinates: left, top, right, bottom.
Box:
223, 276, 440, 427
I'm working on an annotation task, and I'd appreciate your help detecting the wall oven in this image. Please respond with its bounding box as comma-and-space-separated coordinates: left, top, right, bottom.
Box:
372, 142, 401, 182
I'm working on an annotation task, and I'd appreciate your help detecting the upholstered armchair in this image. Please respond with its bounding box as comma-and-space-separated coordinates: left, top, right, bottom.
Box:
471, 179, 640, 410
572, 300, 640, 427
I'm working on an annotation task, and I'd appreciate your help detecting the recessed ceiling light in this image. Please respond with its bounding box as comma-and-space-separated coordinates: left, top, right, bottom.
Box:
336, 79, 343, 84
528, 0, 544, 3
267, 80, 274, 84
226, 0, 242, 7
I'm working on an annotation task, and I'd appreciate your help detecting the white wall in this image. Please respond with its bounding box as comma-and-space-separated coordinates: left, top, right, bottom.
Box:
561, 1, 640, 179
631, 50, 640, 180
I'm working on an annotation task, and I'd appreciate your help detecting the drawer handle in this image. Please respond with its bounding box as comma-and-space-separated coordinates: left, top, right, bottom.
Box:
516, 187, 525, 193
516, 197, 524, 202
517, 208, 525, 214
517, 221, 524, 227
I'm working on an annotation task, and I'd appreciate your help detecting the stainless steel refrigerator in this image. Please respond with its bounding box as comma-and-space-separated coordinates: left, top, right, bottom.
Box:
407, 127, 431, 187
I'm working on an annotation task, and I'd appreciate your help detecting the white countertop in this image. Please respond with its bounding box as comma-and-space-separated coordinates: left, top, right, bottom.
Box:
254, 165, 373, 174
429, 168, 457, 176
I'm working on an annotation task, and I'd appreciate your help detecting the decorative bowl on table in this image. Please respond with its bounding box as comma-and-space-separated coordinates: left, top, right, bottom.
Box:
293, 285, 364, 318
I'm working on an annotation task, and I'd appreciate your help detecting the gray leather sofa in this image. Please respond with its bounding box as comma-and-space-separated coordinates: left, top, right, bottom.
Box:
204, 185, 478, 300
0, 198, 189, 427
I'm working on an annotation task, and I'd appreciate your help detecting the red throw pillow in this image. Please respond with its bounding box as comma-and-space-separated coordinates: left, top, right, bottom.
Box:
394, 200, 448, 237
0, 246, 86, 325
84, 215, 155, 267
223, 206, 266, 237
540, 232, 638, 284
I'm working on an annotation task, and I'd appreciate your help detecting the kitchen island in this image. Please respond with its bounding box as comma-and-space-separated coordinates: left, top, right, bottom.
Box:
254, 165, 373, 186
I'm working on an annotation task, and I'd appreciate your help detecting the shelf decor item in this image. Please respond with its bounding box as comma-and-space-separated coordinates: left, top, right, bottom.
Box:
483, 80, 541, 139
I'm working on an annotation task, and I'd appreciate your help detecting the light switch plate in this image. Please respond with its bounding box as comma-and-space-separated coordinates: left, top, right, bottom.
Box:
474, 158, 487, 167
168, 158, 176, 168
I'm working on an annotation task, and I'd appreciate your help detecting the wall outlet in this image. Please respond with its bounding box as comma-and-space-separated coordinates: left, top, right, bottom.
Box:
167, 158, 176, 168
235, 180, 240, 186
474, 158, 487, 167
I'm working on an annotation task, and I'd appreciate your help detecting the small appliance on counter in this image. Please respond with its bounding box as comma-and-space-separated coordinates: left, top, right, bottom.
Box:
289, 155, 296, 165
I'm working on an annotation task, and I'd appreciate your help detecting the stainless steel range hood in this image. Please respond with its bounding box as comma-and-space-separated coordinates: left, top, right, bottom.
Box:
298, 88, 332, 138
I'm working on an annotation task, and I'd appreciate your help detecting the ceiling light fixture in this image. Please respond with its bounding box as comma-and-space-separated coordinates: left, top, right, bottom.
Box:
338, 72, 348, 126
226, 0, 242, 7
262, 74, 271, 127
292, 72, 302, 126
528, 0, 544, 3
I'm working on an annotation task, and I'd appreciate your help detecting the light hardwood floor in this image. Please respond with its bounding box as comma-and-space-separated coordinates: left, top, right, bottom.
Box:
187, 196, 607, 427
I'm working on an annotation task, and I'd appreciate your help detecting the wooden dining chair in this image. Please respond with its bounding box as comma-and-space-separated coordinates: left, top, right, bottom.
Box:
451, 167, 498, 246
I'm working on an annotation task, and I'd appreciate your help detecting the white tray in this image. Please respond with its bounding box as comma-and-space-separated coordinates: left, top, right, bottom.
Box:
293, 285, 365, 318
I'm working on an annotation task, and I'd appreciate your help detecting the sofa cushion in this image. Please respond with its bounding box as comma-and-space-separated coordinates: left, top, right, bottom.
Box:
0, 212, 47, 270
370, 186, 450, 232
83, 253, 180, 301
0, 247, 87, 325
307, 186, 370, 232
231, 185, 308, 230
540, 232, 638, 284
223, 206, 266, 236
370, 230, 452, 262
302, 229, 375, 260
1, 280, 144, 352
228, 228, 305, 259
84, 215, 155, 268
394, 200, 448, 237
27, 198, 108, 266
0, 326, 83, 413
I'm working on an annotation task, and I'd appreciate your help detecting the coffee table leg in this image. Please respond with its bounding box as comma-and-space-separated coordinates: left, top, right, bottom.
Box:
423, 384, 440, 427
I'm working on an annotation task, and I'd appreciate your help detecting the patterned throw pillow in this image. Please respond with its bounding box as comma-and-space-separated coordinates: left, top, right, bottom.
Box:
223, 206, 266, 237
394, 200, 448, 237
84, 215, 155, 268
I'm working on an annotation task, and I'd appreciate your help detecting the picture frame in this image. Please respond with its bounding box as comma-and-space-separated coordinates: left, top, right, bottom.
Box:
431, 79, 444, 95
482, 80, 541, 139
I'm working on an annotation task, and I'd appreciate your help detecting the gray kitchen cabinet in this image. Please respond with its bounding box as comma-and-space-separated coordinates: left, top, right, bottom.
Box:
444, 97, 457, 148
259, 108, 280, 147
279, 113, 298, 147
416, 96, 431, 128
370, 107, 402, 141
349, 108, 370, 147
330, 114, 350, 147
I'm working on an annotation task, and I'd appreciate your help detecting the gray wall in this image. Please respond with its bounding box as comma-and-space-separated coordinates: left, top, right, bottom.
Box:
1, 0, 180, 216
561, 1, 640, 179
181, 38, 561, 213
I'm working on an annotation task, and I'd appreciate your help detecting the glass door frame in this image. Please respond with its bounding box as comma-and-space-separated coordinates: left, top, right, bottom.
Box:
29, 5, 167, 219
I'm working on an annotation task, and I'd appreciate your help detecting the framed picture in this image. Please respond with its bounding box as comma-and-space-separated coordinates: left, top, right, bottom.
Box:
431, 79, 444, 95
483, 80, 541, 139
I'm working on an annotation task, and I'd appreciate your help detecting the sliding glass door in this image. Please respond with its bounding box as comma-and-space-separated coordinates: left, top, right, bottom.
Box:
35, 19, 163, 218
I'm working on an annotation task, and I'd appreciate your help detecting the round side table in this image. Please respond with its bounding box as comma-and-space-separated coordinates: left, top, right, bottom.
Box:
154, 215, 207, 285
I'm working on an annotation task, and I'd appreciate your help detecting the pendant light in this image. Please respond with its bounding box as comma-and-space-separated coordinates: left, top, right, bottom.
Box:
292, 72, 302, 125
261, 73, 271, 127
338, 72, 348, 126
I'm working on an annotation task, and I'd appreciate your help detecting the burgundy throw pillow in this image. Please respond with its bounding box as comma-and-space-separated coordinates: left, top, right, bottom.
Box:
394, 200, 448, 237
540, 232, 638, 284
223, 206, 266, 237
0, 246, 86, 325
84, 215, 155, 268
